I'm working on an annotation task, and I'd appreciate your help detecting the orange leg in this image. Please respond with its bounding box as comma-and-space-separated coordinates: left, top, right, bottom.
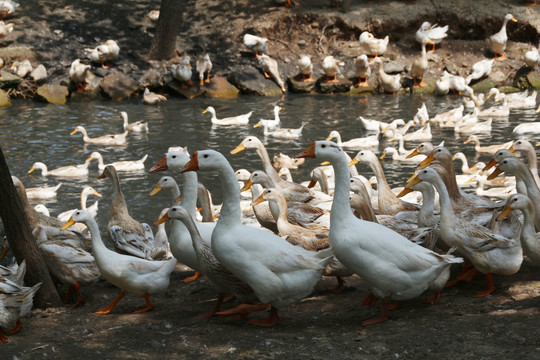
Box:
356, 77, 369, 87
96, 291, 125, 315
475, 273, 496, 298
196, 292, 226, 319
248, 306, 281, 327
430, 43, 436, 53
133, 293, 153, 314
362, 297, 390, 326
216, 303, 270, 318
425, 290, 441, 305
525, 0, 537, 6
101, 61, 110, 69
325, 74, 339, 83
445, 264, 473, 287
5, 320, 22, 335
263, 71, 271, 79
62, 284, 75, 303
327, 276, 345, 293
205, 72, 211, 83
182, 271, 201, 283
285, 0, 294, 7
0, 330, 7, 344
301, 73, 314, 82
360, 291, 378, 306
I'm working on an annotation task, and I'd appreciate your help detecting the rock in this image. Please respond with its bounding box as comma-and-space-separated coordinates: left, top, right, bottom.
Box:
36, 83, 69, 105
0, 88, 11, 106
298, 39, 307, 47
228, 68, 283, 96
0, 46, 37, 63
407, 78, 437, 95
139, 69, 163, 88
527, 71, 540, 89
167, 80, 206, 99
69, 73, 104, 101
497, 86, 521, 94
444, 63, 459, 75
470, 78, 497, 92
204, 76, 239, 98
100, 71, 138, 100
384, 61, 405, 74
287, 74, 316, 93
347, 76, 377, 95
490, 70, 506, 84
317, 76, 352, 93
30, 64, 47, 82
0, 70, 22, 89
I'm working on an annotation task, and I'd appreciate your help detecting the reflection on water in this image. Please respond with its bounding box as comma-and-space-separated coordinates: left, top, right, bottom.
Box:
0, 93, 538, 236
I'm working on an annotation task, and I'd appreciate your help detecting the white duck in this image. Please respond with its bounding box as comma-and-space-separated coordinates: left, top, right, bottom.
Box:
321, 55, 341, 83
10, 60, 32, 78
57, 186, 102, 223
243, 33, 268, 56
70, 125, 128, 146
298, 55, 313, 82
410, 40, 432, 87
259, 121, 304, 139
448, 73, 473, 95
415, 21, 448, 53
62, 210, 177, 314
272, 152, 304, 169
380, 147, 425, 163
354, 54, 371, 87
488, 14, 517, 59
28, 159, 91, 178
525, 46, 539, 70
142, 88, 167, 105
372, 57, 401, 94
463, 134, 512, 155
465, 59, 494, 85
435, 70, 451, 95
196, 54, 212, 85
88, 151, 147, 172
297, 141, 462, 325
118, 111, 148, 133
85, 39, 120, 68
0, 260, 25, 285
326, 129, 378, 150
69, 59, 91, 93
359, 31, 389, 57
26, 183, 62, 200
488, 87, 536, 109
0, 0, 19, 19
202, 106, 252, 126
257, 54, 286, 92
254, 105, 281, 131
403, 123, 432, 142
179, 149, 334, 326
171, 57, 192, 88
452, 152, 484, 175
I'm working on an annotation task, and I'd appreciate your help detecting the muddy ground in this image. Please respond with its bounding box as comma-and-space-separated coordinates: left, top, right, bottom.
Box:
1, 0, 540, 359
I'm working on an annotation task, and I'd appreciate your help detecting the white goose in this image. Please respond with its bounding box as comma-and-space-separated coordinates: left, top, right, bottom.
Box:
25, 183, 62, 200
28, 159, 91, 178
57, 186, 102, 223
297, 141, 462, 325
70, 125, 128, 146
62, 210, 177, 314
257, 54, 286, 92
465, 59, 494, 85
298, 55, 313, 82
488, 14, 517, 59
254, 105, 281, 131
259, 121, 304, 139
415, 21, 448, 52
118, 111, 148, 133
88, 151, 148, 172
202, 106, 252, 126
372, 57, 401, 94
326, 130, 378, 150
179, 149, 334, 326
196, 54, 212, 85
142, 88, 167, 105
359, 31, 389, 57
463, 134, 512, 155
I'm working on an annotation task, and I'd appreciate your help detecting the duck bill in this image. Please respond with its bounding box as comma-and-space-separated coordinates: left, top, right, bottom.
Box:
380, 153, 387, 160
93, 190, 102, 197
251, 193, 266, 206
27, 167, 35, 174
496, 204, 513, 221
397, 187, 413, 198
97, 171, 106, 179
487, 166, 503, 180
149, 154, 168, 173
253, 122, 261, 128
407, 176, 422, 187
231, 141, 249, 154
463, 137, 471, 145
348, 158, 359, 167
418, 153, 435, 169
240, 179, 254, 192
175, 194, 183, 203
61, 217, 76, 230
307, 179, 317, 188
70, 129, 78, 135
483, 157, 498, 171
406, 148, 420, 159
295, 142, 316, 159
508, 145, 516, 153
155, 213, 171, 225
149, 184, 162, 196
179, 152, 199, 174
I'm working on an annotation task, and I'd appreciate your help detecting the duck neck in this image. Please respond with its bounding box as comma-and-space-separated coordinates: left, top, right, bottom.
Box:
179, 172, 198, 219
368, 158, 399, 212
270, 195, 290, 230
109, 172, 130, 219
519, 201, 540, 260
216, 162, 242, 225
318, 173, 329, 195
197, 184, 215, 222
86, 217, 110, 256
429, 176, 458, 229
330, 152, 355, 223
254, 143, 282, 184
80, 190, 89, 209
417, 185, 436, 227
96, 156, 105, 169
513, 166, 540, 230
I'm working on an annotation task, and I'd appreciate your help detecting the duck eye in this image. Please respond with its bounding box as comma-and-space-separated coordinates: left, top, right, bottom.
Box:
204, 154, 209, 158
321, 144, 326, 148
172, 155, 177, 159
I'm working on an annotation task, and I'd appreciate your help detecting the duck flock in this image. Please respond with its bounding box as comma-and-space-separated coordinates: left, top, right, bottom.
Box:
1, 11, 540, 345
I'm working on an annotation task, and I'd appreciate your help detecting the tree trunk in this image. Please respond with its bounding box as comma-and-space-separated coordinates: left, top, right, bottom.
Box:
0, 145, 61, 308
149, 0, 183, 60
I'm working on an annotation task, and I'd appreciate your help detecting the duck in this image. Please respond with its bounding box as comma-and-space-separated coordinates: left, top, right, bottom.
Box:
57, 186, 102, 223
403, 123, 432, 141
463, 135, 512, 156
353, 54, 371, 87
98, 165, 164, 261
171, 57, 192, 88
84, 39, 120, 68
298, 55, 313, 82
297, 141, 462, 325
257, 54, 286, 93
410, 39, 433, 87
196, 54, 212, 85
321, 55, 341, 83
372, 57, 401, 94
70, 125, 128, 146
0, 275, 41, 344
452, 152, 485, 175
179, 149, 334, 326
448, 73, 473, 95
406, 167, 522, 297
118, 111, 148, 133
0, 260, 25, 285
258, 121, 304, 139
33, 204, 50, 217
381, 119, 416, 139
28, 159, 91, 178
477, 96, 510, 118
62, 210, 177, 314
488, 87, 537, 109
326, 130, 378, 150
156, 205, 257, 318
149, 175, 181, 205
358, 116, 404, 134
10, 60, 32, 78
415, 22, 448, 53
243, 33, 268, 56
454, 118, 492, 135
272, 152, 304, 169
465, 59, 494, 85
510, 139, 540, 189
466, 174, 515, 200
350, 150, 420, 215
488, 14, 517, 59
381, 147, 425, 163
147, 9, 159, 22
525, 46, 539, 71
0, 0, 18, 19
254, 105, 281, 131
202, 106, 252, 126
88, 151, 147, 173
142, 88, 167, 105
33, 225, 100, 308
231, 136, 317, 203
69, 59, 91, 93
25, 183, 62, 200
497, 194, 540, 265
359, 31, 389, 57
413, 103, 430, 125
388, 133, 415, 156
435, 70, 451, 95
